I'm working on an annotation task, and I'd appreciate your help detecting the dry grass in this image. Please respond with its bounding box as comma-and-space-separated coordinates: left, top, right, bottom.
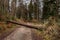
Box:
33, 18, 60, 40
0, 22, 16, 35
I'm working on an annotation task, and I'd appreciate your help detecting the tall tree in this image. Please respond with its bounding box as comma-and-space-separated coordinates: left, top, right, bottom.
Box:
28, 0, 33, 21
0, 0, 9, 21
42, 0, 57, 19
0, 0, 4, 20
23, 3, 28, 21
56, 0, 60, 18
16, 7, 21, 19
33, 0, 40, 21
11, 0, 16, 20
19, 0, 24, 20
4, 0, 9, 20
17, 0, 28, 21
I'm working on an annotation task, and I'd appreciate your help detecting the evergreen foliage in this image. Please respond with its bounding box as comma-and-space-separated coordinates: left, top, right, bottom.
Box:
28, 0, 33, 20
42, 0, 57, 19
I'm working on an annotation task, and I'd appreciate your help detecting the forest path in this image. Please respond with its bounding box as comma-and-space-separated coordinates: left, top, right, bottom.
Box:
3, 25, 43, 40
2, 20, 44, 40
3, 26, 33, 40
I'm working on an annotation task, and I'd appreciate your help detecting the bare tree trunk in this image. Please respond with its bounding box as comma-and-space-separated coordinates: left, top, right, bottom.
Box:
19, 0, 24, 20
4, 0, 9, 20
11, 0, 16, 20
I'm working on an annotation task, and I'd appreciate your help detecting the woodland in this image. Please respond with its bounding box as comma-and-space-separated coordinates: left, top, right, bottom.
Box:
0, 0, 60, 40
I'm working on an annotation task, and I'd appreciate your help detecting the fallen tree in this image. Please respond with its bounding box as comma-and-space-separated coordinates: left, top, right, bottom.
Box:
6, 20, 45, 31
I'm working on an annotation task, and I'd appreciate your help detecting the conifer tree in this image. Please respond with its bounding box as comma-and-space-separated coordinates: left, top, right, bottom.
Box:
28, 0, 33, 21
42, 0, 57, 19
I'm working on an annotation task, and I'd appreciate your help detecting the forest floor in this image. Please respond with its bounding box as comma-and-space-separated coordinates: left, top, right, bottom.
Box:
0, 19, 60, 40
0, 20, 44, 40
3, 25, 43, 40
0, 21, 17, 39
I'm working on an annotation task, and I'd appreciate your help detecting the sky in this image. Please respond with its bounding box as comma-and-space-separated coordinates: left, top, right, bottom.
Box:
23, 0, 30, 5
9, 0, 12, 6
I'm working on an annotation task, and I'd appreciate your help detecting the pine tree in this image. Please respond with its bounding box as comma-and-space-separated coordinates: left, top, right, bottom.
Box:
28, 0, 33, 21
10, 0, 16, 20
16, 7, 21, 19
56, 0, 60, 18
0, 0, 9, 21
42, 0, 57, 19
33, 0, 41, 21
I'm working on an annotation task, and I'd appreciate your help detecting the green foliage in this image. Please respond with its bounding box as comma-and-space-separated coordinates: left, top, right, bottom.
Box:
16, 9, 21, 19
33, 2, 38, 19
42, 0, 57, 19
28, 0, 33, 20
0, 1, 8, 21
28, 0, 33, 13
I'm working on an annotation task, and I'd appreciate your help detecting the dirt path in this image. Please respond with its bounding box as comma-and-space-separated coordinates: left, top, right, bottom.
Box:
3, 26, 33, 40
3, 25, 43, 40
